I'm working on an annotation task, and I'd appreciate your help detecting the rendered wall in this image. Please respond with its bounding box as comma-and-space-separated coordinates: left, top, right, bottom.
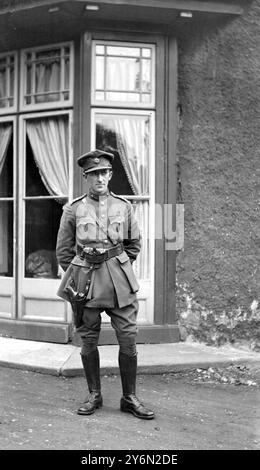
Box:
176, 1, 260, 350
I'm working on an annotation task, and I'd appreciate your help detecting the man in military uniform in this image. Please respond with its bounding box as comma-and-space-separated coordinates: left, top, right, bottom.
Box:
56, 149, 154, 419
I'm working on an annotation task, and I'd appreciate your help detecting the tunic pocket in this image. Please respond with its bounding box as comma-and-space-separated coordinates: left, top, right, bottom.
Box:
116, 251, 139, 293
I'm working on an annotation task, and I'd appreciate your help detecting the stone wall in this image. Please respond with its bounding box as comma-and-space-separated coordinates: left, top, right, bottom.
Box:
176, 1, 260, 350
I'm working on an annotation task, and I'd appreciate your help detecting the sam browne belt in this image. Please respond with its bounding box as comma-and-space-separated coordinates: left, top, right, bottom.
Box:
77, 243, 123, 263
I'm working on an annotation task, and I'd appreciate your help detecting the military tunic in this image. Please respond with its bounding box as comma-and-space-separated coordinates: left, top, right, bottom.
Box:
56, 191, 141, 309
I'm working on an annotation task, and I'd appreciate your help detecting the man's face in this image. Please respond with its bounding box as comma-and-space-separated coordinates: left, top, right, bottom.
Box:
85, 169, 112, 195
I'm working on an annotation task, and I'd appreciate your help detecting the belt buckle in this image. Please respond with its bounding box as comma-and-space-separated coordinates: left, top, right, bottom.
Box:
95, 248, 106, 255
83, 246, 94, 255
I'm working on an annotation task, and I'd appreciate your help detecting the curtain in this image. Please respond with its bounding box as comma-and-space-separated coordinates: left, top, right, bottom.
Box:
98, 114, 149, 196
26, 116, 69, 197
107, 57, 139, 94
0, 123, 12, 175
35, 52, 60, 103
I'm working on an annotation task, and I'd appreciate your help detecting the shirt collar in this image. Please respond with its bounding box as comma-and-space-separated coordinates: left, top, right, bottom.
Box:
88, 190, 110, 201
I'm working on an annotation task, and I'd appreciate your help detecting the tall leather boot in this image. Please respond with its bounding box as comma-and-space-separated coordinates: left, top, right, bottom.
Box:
119, 351, 154, 420
77, 349, 103, 415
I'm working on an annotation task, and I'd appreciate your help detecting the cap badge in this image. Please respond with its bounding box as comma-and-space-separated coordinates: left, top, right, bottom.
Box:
94, 157, 100, 163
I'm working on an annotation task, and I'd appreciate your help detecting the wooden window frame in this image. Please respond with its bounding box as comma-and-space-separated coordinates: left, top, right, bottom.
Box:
91, 40, 156, 109
20, 42, 74, 112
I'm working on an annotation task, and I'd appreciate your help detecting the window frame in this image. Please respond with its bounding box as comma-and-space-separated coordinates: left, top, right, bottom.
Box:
0, 115, 16, 318
0, 51, 18, 115
91, 40, 156, 109
20, 42, 74, 112
18, 109, 74, 285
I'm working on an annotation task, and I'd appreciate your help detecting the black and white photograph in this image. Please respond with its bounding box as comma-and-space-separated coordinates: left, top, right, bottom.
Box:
0, 0, 259, 460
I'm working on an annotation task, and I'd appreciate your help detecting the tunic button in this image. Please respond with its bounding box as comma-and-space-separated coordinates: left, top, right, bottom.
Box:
101, 214, 105, 218
101, 202, 104, 206
104, 240, 108, 244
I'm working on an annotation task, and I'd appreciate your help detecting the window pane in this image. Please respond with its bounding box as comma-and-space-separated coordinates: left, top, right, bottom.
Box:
25, 136, 49, 197
0, 54, 15, 109
106, 92, 139, 102
35, 50, 61, 103
133, 200, 150, 280
25, 198, 67, 278
107, 46, 140, 57
142, 59, 151, 93
0, 128, 13, 197
95, 91, 105, 101
25, 115, 69, 198
0, 201, 13, 277
96, 56, 104, 89
96, 45, 104, 55
95, 113, 151, 196
142, 94, 151, 103
142, 48, 151, 58
0, 64, 7, 107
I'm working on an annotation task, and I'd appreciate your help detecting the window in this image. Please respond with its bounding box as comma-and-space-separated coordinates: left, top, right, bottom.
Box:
0, 52, 17, 114
23, 114, 71, 279
20, 43, 74, 110
92, 40, 155, 281
0, 121, 14, 278
92, 41, 155, 107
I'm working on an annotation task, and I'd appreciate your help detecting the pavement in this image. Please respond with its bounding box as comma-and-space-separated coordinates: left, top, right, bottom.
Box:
0, 336, 260, 377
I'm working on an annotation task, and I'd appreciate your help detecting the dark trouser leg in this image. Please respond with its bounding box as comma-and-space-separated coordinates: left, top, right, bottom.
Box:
107, 302, 155, 420
76, 308, 103, 415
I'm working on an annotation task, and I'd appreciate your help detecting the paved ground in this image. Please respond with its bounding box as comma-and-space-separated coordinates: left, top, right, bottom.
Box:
0, 337, 260, 376
0, 364, 259, 451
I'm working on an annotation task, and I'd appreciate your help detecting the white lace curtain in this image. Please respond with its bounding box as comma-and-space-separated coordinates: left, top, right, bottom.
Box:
107, 57, 138, 94
26, 116, 69, 197
0, 123, 12, 175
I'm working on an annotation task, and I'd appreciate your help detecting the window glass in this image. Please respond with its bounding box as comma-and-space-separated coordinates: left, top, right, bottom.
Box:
0, 54, 15, 110
0, 123, 13, 278
133, 200, 150, 279
24, 198, 66, 279
0, 129, 13, 197
0, 201, 13, 277
26, 137, 49, 197
24, 114, 70, 278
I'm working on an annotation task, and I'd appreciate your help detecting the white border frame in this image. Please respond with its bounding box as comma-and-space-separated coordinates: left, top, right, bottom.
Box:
20, 42, 74, 112
0, 115, 17, 317
0, 51, 18, 115
91, 107, 155, 323
91, 40, 156, 109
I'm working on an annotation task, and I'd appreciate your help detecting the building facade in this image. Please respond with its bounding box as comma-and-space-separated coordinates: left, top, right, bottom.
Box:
0, 0, 256, 346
